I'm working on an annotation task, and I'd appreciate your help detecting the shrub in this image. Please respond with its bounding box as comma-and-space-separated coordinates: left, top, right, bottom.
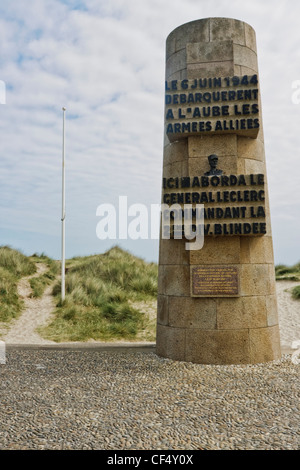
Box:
275, 262, 300, 281
292, 285, 300, 300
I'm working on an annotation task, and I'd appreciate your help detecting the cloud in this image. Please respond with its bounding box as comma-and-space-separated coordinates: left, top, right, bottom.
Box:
0, 0, 299, 264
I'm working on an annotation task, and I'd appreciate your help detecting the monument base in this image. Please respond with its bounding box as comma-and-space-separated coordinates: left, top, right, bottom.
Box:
156, 324, 281, 365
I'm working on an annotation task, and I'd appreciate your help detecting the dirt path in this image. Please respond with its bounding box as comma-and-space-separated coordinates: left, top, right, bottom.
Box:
276, 280, 300, 350
2, 263, 57, 344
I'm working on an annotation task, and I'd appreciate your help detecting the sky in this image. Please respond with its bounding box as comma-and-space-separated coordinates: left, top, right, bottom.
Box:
0, 0, 299, 265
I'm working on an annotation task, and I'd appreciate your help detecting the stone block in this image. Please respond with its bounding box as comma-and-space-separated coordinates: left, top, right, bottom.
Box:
244, 159, 265, 174
182, 159, 189, 176
210, 18, 246, 46
168, 296, 217, 329
240, 237, 250, 263
166, 69, 187, 82
249, 326, 281, 363
217, 295, 268, 329
264, 216, 273, 239
189, 237, 241, 265
187, 40, 233, 64
162, 159, 189, 179
188, 156, 212, 176
162, 161, 182, 178
266, 294, 279, 327
188, 135, 237, 158
166, 49, 187, 79
166, 19, 210, 59
166, 35, 177, 60
234, 65, 242, 75
158, 265, 165, 295
241, 65, 259, 76
163, 130, 170, 148
268, 264, 277, 295
233, 44, 258, 71
187, 61, 234, 79
245, 23, 257, 52
237, 136, 265, 161
164, 265, 190, 296
249, 236, 275, 264
239, 264, 272, 296
159, 238, 188, 266
185, 329, 251, 364
159, 238, 181, 266
156, 324, 186, 361
217, 155, 238, 175
164, 140, 188, 166
237, 157, 245, 174
157, 295, 168, 326
256, 125, 265, 145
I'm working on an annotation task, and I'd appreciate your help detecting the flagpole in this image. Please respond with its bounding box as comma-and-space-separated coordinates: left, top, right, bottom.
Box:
61, 107, 66, 302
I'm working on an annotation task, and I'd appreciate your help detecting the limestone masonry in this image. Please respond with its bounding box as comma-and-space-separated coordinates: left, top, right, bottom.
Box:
156, 17, 281, 364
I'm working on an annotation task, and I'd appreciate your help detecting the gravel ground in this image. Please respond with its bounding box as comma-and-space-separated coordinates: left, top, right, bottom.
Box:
0, 274, 299, 451
0, 349, 299, 450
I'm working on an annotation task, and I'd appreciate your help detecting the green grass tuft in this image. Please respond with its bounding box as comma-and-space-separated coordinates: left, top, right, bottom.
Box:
275, 262, 300, 281
0, 246, 36, 323
275, 262, 300, 302
291, 285, 300, 300
29, 254, 60, 298
0, 245, 36, 277
38, 246, 158, 343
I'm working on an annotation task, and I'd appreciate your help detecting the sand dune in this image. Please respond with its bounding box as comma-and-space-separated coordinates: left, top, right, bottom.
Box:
1, 266, 300, 351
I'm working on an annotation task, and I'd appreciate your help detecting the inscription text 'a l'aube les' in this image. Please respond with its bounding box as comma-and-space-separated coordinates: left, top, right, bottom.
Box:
165, 75, 260, 140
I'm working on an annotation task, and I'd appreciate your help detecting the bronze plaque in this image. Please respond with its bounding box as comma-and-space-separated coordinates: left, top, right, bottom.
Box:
191, 266, 239, 297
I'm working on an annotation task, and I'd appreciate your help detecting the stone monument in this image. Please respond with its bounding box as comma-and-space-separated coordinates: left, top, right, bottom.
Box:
156, 18, 281, 364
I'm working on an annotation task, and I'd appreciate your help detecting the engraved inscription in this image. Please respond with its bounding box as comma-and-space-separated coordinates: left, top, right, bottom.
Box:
191, 266, 239, 297
165, 75, 260, 141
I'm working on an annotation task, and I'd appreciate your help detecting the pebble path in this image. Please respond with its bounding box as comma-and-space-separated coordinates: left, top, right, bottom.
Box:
0, 349, 299, 450
0, 276, 299, 450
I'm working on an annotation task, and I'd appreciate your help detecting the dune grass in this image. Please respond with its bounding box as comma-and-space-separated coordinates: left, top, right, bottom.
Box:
0, 246, 36, 322
275, 262, 300, 281
38, 246, 158, 343
291, 285, 300, 300
275, 262, 300, 301
2, 245, 299, 342
29, 254, 60, 298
